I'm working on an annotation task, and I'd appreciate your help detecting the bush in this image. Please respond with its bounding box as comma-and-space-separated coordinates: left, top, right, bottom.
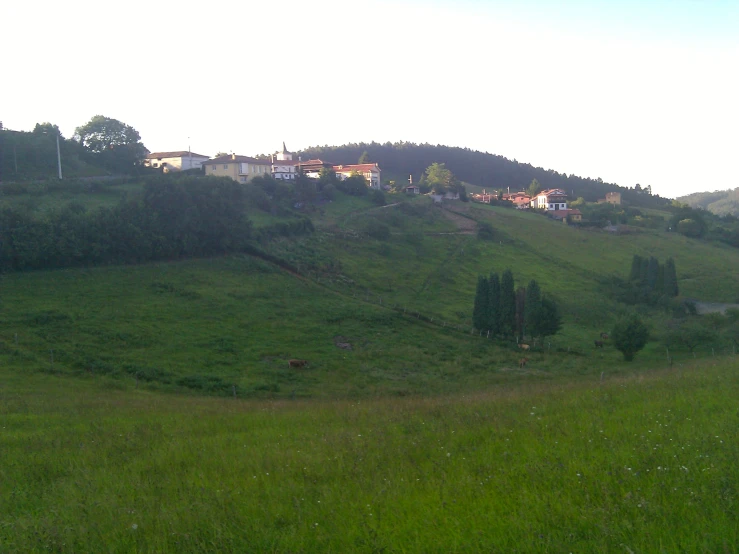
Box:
477, 222, 495, 240
611, 314, 649, 361
366, 221, 391, 241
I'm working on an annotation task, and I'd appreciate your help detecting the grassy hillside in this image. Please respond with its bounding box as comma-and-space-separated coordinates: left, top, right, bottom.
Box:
2, 192, 738, 399
1, 357, 737, 552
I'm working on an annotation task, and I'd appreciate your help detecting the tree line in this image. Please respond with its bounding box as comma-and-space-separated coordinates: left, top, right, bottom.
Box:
298, 141, 671, 210
472, 270, 561, 342
0, 175, 309, 271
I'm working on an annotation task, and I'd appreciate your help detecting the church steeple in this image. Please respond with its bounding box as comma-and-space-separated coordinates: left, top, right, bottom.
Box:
276, 141, 293, 161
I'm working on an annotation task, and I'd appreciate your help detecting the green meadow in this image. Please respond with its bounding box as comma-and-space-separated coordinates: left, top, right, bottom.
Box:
1, 189, 739, 551
1, 358, 737, 552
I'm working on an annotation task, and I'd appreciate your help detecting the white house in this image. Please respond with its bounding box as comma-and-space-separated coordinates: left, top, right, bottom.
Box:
333, 163, 382, 189
531, 188, 568, 211
144, 151, 210, 172
272, 142, 298, 180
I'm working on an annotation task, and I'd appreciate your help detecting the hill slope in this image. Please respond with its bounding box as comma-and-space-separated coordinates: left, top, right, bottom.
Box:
676, 187, 739, 217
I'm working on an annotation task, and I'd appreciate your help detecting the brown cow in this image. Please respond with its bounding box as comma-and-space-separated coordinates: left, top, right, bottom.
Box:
519, 344, 530, 351
519, 357, 529, 368
594, 340, 604, 348
600, 332, 609, 340
288, 359, 309, 369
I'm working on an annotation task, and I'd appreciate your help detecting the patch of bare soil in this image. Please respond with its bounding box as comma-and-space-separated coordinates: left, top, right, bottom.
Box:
693, 301, 739, 315
438, 207, 477, 234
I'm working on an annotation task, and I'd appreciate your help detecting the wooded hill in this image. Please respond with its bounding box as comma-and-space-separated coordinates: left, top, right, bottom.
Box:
298, 142, 671, 209
676, 188, 739, 217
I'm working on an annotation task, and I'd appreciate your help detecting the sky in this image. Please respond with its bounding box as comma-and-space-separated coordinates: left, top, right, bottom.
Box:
2, 0, 738, 198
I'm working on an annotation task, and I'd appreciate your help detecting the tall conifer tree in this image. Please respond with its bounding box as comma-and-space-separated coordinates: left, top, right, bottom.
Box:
499, 269, 516, 337
629, 255, 643, 281
664, 257, 679, 297
524, 279, 542, 338
472, 275, 490, 331
488, 272, 501, 334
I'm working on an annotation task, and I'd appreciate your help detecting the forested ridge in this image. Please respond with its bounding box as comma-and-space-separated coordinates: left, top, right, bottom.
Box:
677, 188, 739, 217
299, 142, 671, 209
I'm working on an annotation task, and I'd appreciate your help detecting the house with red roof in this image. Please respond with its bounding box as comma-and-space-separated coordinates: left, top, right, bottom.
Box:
333, 163, 381, 189
531, 189, 568, 211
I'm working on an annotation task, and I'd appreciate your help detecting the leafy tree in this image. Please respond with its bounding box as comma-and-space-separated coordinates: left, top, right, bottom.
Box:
524, 279, 542, 338
33, 122, 63, 139
473, 275, 490, 332
488, 273, 501, 335
499, 269, 516, 337
666, 319, 717, 354
358, 150, 370, 164
74, 115, 148, 173
424, 162, 457, 194
337, 172, 369, 196
611, 314, 649, 361
526, 178, 542, 198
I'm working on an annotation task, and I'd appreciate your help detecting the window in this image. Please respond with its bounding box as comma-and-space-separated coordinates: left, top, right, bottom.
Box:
212, 165, 216, 170
153, 163, 159, 168
240, 176, 246, 182
224, 164, 229, 169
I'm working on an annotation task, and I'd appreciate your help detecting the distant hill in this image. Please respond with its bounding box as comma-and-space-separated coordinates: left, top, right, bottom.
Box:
298, 142, 671, 210
676, 188, 739, 217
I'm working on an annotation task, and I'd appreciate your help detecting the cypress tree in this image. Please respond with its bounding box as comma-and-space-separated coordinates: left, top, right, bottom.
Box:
639, 257, 649, 283
499, 269, 516, 337
488, 272, 501, 334
524, 279, 542, 338
664, 257, 679, 297
538, 294, 562, 338
646, 256, 659, 290
629, 254, 643, 281
656, 262, 665, 294
472, 275, 490, 331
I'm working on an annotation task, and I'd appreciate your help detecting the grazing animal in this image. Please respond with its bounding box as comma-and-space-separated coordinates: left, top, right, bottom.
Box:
600, 332, 609, 340
288, 359, 308, 369
594, 340, 604, 348
519, 344, 530, 351
519, 357, 529, 368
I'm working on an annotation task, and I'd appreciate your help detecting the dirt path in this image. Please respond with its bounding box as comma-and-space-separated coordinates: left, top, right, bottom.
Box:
439, 207, 477, 234
692, 301, 739, 315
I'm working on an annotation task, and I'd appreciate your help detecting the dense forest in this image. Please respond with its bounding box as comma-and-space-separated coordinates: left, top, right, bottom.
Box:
676, 188, 739, 217
298, 142, 672, 210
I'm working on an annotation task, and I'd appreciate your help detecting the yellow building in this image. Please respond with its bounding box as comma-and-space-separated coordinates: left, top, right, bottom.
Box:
204, 154, 271, 183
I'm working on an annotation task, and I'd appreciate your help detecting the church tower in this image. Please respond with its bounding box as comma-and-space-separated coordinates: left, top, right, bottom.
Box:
276, 141, 293, 161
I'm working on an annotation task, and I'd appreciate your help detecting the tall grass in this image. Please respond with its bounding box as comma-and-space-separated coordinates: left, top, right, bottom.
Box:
1, 359, 737, 551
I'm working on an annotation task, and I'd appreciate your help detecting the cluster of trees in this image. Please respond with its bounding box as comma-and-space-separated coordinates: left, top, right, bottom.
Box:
297, 142, 671, 210
0, 175, 270, 271
416, 163, 467, 200
629, 255, 679, 297
473, 271, 561, 341
1, 116, 149, 181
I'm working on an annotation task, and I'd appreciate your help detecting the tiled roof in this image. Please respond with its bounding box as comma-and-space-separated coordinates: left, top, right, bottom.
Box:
333, 163, 380, 172
538, 189, 567, 197
146, 151, 209, 159
207, 154, 270, 164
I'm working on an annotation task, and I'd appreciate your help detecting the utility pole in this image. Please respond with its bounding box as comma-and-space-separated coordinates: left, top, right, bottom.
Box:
55, 132, 63, 179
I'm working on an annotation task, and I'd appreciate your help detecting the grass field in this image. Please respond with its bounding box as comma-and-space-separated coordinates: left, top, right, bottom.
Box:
2, 188, 739, 550
1, 357, 737, 552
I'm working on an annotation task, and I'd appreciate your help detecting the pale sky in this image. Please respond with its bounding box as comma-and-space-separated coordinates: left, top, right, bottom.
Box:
2, 0, 738, 198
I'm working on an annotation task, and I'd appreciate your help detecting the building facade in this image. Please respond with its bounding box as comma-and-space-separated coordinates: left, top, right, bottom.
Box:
333, 163, 382, 189
144, 151, 210, 172
204, 154, 271, 182
531, 189, 568, 210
